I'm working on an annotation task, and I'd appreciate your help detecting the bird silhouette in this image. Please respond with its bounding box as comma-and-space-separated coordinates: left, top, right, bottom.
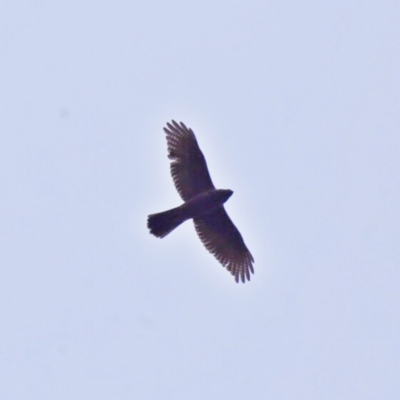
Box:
147, 120, 254, 283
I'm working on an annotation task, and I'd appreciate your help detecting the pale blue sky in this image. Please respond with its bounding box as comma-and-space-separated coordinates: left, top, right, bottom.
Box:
2, 1, 399, 399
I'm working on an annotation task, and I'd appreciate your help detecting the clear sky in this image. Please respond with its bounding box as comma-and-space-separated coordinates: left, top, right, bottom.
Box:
2, 1, 399, 399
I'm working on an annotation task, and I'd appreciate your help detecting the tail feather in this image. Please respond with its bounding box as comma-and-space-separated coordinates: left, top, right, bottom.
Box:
147, 207, 186, 238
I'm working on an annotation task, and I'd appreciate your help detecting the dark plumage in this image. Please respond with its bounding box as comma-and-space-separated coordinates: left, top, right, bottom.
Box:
147, 120, 254, 283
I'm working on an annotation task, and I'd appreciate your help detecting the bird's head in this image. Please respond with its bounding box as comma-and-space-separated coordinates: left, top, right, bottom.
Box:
218, 189, 234, 203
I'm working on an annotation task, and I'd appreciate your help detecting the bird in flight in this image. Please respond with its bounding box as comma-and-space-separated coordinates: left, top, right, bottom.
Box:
147, 120, 254, 283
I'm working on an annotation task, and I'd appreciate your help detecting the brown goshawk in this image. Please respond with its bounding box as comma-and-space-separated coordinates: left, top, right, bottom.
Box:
147, 120, 254, 283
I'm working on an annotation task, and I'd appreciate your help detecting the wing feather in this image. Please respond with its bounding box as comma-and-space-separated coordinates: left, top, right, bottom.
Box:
164, 121, 215, 201
193, 207, 254, 283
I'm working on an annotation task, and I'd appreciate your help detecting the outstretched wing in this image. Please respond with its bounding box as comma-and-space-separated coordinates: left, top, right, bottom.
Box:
193, 207, 254, 283
164, 120, 215, 201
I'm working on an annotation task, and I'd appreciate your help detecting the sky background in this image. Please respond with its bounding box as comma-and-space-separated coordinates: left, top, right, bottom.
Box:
1, 1, 400, 399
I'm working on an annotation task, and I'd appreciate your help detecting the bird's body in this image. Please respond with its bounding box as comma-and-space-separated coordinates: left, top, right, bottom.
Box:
148, 189, 233, 237
147, 121, 254, 283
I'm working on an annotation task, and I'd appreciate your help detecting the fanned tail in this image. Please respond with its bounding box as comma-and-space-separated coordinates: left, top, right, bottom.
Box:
147, 207, 186, 238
